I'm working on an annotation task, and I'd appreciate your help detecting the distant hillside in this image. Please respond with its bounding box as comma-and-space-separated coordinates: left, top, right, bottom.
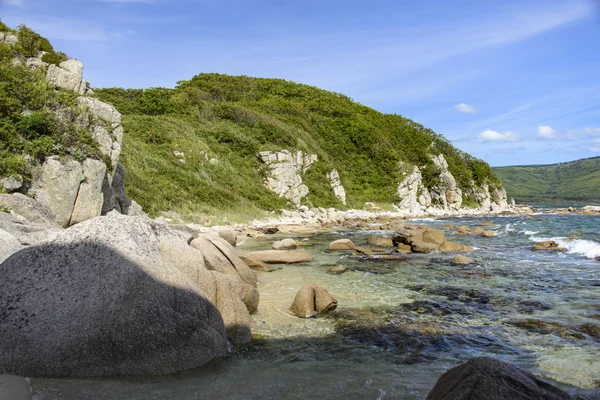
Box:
494, 157, 600, 204
95, 74, 504, 221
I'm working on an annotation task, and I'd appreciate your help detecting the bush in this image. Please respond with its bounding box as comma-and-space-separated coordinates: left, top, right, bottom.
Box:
16, 25, 54, 57
41, 51, 68, 66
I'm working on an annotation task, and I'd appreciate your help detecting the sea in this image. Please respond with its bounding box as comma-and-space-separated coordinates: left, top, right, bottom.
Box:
29, 210, 600, 399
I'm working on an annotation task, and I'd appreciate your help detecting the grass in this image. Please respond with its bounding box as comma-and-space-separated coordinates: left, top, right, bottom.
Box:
96, 74, 501, 221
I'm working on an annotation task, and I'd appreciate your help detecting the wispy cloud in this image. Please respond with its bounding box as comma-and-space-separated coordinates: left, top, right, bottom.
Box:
591, 139, 600, 153
455, 103, 478, 114
479, 130, 519, 142
4, 0, 24, 7
538, 125, 556, 138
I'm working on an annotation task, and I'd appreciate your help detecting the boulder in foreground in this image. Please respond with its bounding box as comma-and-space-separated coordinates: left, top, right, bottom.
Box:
0, 214, 257, 377
426, 357, 571, 400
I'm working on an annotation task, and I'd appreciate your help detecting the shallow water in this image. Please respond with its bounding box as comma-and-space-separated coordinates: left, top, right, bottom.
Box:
30, 214, 600, 399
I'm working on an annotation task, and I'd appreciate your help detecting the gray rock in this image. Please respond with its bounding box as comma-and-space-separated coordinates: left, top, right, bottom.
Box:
0, 212, 61, 246
29, 157, 84, 227
77, 96, 121, 127
258, 150, 317, 206
59, 59, 83, 76
0, 214, 229, 377
46, 64, 84, 94
426, 357, 571, 400
0, 228, 23, 264
69, 159, 106, 225
3, 34, 18, 45
0, 193, 59, 226
0, 175, 23, 191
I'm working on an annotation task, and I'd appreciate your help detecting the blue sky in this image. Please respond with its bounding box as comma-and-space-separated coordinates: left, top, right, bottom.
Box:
2, 0, 599, 166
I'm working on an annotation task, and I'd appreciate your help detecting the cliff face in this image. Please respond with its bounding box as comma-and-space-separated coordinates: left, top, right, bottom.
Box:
0, 26, 141, 227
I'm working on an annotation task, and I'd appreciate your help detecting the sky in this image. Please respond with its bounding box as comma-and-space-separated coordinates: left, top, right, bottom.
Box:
1, 0, 599, 167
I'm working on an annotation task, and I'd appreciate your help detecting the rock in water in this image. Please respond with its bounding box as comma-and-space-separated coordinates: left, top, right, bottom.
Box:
0, 214, 245, 378
426, 357, 571, 400
411, 241, 439, 253
367, 235, 394, 247
272, 238, 297, 250
422, 229, 446, 245
244, 249, 312, 264
439, 241, 473, 253
328, 239, 355, 250
290, 285, 337, 318
451, 255, 474, 265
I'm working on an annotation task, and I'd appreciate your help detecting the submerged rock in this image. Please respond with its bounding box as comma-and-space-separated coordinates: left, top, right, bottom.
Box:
239, 255, 282, 272
290, 285, 337, 318
426, 357, 571, 400
327, 265, 347, 275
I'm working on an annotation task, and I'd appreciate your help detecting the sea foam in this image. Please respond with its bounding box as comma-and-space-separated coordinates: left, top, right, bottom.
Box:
530, 236, 600, 259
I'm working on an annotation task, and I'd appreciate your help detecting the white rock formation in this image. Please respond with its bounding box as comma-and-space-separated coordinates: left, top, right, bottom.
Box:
397, 154, 508, 213
258, 150, 318, 206
326, 169, 347, 205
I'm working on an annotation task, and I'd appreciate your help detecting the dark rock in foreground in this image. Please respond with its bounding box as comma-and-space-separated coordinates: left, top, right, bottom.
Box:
427, 357, 571, 400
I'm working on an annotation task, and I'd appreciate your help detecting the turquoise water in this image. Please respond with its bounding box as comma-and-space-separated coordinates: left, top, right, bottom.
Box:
30, 213, 600, 399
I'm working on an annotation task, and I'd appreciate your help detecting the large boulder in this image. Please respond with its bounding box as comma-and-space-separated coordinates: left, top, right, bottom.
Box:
532, 240, 566, 252
392, 227, 423, 246
290, 285, 337, 318
0, 211, 62, 246
46, 60, 86, 95
0, 214, 258, 378
426, 357, 571, 400
246, 249, 312, 264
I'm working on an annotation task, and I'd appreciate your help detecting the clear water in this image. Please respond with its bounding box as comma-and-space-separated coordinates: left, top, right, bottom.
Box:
29, 213, 600, 399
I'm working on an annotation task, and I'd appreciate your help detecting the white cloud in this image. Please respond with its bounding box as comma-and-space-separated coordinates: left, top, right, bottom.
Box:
537, 125, 556, 138
479, 129, 518, 142
455, 103, 478, 114
4, 0, 23, 7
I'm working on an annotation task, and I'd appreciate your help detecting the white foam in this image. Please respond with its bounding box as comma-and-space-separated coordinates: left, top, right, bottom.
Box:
530, 236, 600, 259
521, 230, 539, 235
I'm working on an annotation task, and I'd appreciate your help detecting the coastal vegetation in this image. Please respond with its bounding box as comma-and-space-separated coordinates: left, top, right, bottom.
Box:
96, 74, 500, 219
494, 156, 600, 204
0, 23, 98, 181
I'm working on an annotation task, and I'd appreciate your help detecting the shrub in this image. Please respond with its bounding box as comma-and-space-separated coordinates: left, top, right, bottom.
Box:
16, 25, 54, 57
41, 51, 68, 65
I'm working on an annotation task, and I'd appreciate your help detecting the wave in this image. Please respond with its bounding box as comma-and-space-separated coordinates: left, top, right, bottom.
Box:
530, 236, 600, 259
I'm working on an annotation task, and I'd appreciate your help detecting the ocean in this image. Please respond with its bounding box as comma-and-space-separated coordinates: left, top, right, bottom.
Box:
30, 212, 600, 399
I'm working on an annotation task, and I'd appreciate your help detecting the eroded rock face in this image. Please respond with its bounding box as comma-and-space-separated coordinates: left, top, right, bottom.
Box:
397, 154, 508, 213
326, 169, 347, 205
426, 357, 571, 400
258, 150, 317, 206
0, 214, 238, 377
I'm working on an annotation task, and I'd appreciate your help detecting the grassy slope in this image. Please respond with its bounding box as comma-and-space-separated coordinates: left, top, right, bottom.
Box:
96, 74, 501, 223
493, 157, 600, 203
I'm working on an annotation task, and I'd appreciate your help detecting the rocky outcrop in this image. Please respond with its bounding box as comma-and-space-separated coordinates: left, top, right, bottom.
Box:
290, 285, 338, 318
397, 154, 508, 214
0, 33, 18, 46
326, 169, 347, 205
46, 59, 86, 95
0, 193, 59, 226
0, 213, 258, 377
258, 150, 317, 206
427, 357, 571, 400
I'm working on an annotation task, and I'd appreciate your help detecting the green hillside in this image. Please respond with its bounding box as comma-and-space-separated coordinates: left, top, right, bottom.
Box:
95, 74, 500, 222
493, 157, 600, 204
